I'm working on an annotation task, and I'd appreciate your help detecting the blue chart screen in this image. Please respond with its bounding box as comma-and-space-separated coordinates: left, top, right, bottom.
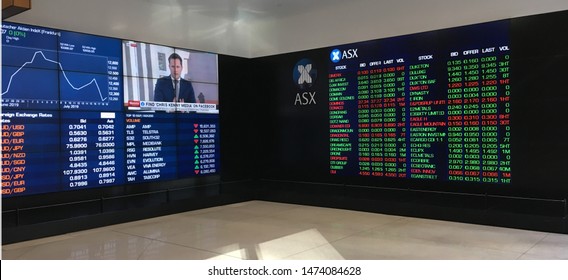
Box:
177, 114, 220, 177
1, 22, 221, 197
1, 23, 123, 111
1, 111, 61, 195
2, 24, 60, 110
58, 31, 122, 111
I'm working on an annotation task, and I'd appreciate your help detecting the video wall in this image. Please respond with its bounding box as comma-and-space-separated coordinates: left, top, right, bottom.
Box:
1, 23, 220, 197
253, 10, 568, 197
2, 10, 568, 201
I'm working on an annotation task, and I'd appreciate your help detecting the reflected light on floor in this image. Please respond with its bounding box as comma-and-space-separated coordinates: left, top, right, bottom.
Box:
258, 229, 344, 260
205, 228, 345, 260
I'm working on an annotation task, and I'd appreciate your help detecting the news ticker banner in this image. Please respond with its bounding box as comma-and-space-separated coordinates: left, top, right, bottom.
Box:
1, 110, 219, 196
126, 100, 219, 113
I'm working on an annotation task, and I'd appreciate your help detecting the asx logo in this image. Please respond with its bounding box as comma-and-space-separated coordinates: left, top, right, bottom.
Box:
293, 58, 317, 106
330, 48, 358, 63
297, 64, 313, 85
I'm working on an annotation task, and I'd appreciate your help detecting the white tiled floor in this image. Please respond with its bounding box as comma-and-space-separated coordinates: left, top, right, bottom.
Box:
3, 200, 568, 260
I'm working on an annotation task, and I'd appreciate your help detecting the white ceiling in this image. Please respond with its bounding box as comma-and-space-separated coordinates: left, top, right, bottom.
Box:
6, 0, 568, 58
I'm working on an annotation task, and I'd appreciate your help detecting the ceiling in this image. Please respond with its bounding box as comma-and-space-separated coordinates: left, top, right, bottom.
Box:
6, 0, 568, 57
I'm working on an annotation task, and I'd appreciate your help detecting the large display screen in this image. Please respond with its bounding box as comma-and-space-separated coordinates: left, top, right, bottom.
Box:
1, 22, 220, 197
2, 24, 123, 111
122, 41, 219, 113
327, 21, 511, 184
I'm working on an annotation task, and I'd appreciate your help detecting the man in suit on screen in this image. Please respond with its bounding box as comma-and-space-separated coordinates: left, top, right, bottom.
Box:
153, 53, 195, 103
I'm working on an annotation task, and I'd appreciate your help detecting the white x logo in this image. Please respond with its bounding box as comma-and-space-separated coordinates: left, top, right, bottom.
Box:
331, 50, 341, 61
298, 64, 312, 84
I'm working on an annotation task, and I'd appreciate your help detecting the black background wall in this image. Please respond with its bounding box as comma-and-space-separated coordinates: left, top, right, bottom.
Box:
246, 10, 568, 233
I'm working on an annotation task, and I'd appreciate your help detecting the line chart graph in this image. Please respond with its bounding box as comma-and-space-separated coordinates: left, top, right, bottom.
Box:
2, 50, 108, 101
2, 25, 122, 111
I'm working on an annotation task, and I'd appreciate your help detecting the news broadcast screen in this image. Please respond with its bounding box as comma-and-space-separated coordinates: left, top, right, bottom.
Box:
122, 41, 219, 113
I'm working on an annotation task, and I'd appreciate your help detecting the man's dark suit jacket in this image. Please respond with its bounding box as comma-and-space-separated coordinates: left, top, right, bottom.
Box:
153, 76, 195, 103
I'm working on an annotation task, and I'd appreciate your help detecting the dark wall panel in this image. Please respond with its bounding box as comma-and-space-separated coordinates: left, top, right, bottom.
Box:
249, 10, 568, 232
